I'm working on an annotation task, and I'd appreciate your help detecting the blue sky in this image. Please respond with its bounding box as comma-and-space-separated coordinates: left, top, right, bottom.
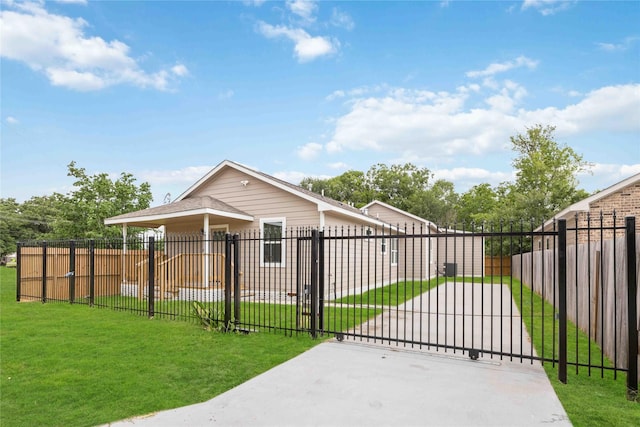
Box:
1, 0, 639, 205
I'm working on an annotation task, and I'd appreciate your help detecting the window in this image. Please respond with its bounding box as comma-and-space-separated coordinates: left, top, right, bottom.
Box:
261, 218, 285, 266
381, 237, 398, 266
390, 238, 398, 265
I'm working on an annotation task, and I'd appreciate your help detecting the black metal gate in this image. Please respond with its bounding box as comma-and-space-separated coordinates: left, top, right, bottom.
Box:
313, 218, 638, 395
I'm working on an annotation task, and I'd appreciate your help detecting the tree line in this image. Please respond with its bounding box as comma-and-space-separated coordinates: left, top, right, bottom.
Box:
0, 161, 152, 255
0, 125, 590, 256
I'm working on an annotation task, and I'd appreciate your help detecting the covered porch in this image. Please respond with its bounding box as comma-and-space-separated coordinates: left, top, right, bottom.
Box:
105, 196, 254, 299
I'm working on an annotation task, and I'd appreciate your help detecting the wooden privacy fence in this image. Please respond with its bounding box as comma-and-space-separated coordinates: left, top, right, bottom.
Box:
512, 234, 640, 379
484, 256, 511, 276
18, 245, 163, 302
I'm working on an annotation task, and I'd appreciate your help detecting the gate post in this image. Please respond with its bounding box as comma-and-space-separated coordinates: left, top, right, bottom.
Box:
558, 219, 568, 384
233, 233, 240, 328
224, 233, 232, 330
16, 242, 21, 302
69, 240, 76, 304
309, 230, 320, 338
41, 241, 47, 304
318, 230, 325, 332
89, 239, 95, 306
310, 229, 319, 339
148, 237, 155, 318
626, 216, 638, 399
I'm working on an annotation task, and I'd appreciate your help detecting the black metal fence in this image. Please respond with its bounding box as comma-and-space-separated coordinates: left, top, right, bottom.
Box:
16, 216, 639, 396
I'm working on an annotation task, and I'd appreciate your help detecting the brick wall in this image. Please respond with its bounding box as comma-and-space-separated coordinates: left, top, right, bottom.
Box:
576, 181, 640, 243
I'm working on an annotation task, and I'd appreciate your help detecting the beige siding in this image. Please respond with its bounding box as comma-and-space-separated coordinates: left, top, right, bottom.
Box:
436, 234, 484, 277
362, 203, 440, 280
323, 213, 399, 298
191, 167, 320, 230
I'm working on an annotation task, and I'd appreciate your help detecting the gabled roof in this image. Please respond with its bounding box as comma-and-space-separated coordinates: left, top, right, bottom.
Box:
539, 172, 640, 229
176, 160, 391, 228
361, 200, 439, 231
105, 196, 254, 227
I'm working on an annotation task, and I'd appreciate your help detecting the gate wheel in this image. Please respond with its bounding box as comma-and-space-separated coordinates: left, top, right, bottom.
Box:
335, 333, 344, 342
468, 349, 479, 360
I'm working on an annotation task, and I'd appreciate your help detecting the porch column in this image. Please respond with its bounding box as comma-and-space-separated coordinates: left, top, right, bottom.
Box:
203, 215, 210, 287
122, 224, 128, 284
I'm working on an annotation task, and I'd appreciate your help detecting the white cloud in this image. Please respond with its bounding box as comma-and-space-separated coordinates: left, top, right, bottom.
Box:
328, 162, 349, 170
243, 0, 267, 6
596, 36, 639, 52
6, 116, 19, 124
587, 163, 640, 181
256, 21, 338, 62
287, 0, 317, 23
140, 166, 213, 185
330, 8, 354, 30
521, 0, 575, 16
0, 2, 188, 91
326, 82, 640, 162
273, 170, 308, 185
171, 64, 189, 77
54, 0, 88, 4
433, 167, 514, 186
466, 56, 538, 78
297, 142, 323, 160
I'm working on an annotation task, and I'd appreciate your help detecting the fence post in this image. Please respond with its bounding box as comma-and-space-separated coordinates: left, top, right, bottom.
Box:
148, 237, 155, 318
626, 216, 638, 399
89, 240, 95, 306
318, 230, 325, 332
41, 241, 47, 304
233, 233, 240, 328
224, 233, 232, 330
310, 229, 319, 339
558, 219, 568, 384
16, 243, 21, 302
69, 240, 76, 304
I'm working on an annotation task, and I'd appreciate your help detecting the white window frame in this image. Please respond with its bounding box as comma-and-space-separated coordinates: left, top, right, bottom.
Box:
390, 237, 398, 266
381, 236, 399, 266
260, 218, 286, 267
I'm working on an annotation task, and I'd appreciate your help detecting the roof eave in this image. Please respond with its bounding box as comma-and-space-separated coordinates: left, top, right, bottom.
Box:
105, 207, 254, 226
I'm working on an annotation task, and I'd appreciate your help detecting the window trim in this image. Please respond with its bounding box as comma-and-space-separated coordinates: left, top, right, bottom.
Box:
260, 217, 286, 267
381, 236, 399, 266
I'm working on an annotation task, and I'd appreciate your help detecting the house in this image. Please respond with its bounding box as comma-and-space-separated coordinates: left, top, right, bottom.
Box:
362, 200, 484, 277
534, 172, 640, 249
105, 160, 467, 299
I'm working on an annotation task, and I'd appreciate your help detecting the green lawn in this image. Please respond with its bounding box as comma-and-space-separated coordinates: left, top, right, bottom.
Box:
0, 267, 319, 427
334, 276, 447, 306
2, 267, 638, 426
503, 276, 640, 426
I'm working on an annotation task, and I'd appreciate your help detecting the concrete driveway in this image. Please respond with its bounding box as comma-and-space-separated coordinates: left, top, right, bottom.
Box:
106, 282, 571, 426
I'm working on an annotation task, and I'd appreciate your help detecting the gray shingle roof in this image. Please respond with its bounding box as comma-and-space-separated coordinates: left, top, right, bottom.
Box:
106, 196, 251, 222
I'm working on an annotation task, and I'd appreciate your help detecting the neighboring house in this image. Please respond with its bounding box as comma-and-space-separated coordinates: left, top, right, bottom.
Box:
105, 160, 472, 298
362, 200, 484, 278
535, 172, 640, 249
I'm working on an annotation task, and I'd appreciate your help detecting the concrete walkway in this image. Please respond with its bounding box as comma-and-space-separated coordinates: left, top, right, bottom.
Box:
106, 282, 571, 427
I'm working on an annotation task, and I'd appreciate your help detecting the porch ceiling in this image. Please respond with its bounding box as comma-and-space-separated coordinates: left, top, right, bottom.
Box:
104, 196, 254, 228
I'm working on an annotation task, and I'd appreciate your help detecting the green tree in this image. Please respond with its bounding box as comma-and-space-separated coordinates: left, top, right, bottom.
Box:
366, 163, 431, 212
55, 161, 153, 238
509, 124, 590, 224
457, 183, 498, 227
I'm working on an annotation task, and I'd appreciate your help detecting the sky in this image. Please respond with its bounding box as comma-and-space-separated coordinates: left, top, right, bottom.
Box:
1, 0, 639, 206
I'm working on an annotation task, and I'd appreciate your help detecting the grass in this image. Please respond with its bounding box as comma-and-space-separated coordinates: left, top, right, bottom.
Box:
3, 267, 639, 426
0, 267, 319, 427
334, 276, 448, 306
494, 276, 639, 426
